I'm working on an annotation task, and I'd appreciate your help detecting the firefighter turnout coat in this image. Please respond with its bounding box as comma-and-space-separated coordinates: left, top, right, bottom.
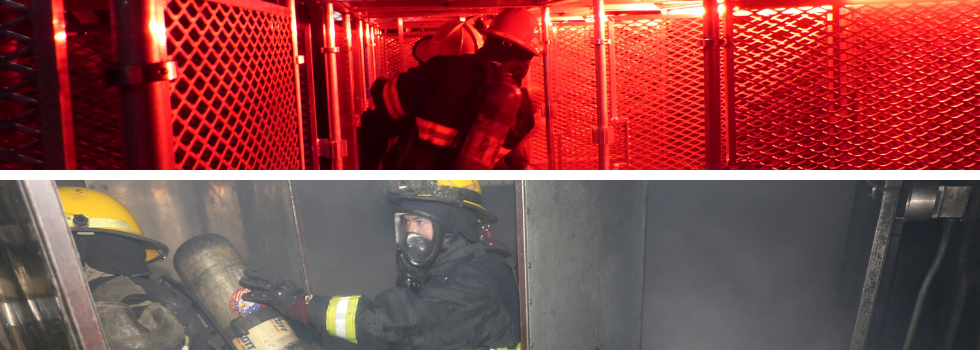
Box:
308, 239, 520, 350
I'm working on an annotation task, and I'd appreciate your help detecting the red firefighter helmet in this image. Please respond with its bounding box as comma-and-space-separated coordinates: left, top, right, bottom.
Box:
482, 8, 542, 56
420, 17, 485, 62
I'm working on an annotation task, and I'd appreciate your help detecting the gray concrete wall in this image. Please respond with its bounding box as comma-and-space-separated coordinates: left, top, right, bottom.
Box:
642, 181, 857, 350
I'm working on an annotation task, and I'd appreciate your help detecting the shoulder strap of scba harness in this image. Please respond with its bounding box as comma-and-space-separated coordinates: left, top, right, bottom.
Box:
469, 245, 519, 284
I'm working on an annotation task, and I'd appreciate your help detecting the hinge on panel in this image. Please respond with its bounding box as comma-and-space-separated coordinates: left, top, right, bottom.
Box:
296, 55, 305, 64
592, 126, 614, 145
318, 138, 348, 158
699, 38, 716, 49
105, 61, 178, 86
595, 38, 610, 45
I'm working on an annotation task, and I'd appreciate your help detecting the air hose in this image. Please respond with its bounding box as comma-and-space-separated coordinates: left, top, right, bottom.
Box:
901, 218, 956, 350
159, 274, 237, 350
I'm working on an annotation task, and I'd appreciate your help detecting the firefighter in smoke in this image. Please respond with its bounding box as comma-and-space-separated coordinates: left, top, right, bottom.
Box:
58, 187, 213, 350
356, 8, 540, 170
239, 180, 520, 350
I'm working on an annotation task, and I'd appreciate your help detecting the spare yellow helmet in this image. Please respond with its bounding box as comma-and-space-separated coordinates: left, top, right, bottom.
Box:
57, 187, 168, 263
385, 180, 497, 224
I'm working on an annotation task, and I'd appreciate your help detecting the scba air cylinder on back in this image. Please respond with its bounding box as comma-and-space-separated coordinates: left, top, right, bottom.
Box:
173, 234, 304, 350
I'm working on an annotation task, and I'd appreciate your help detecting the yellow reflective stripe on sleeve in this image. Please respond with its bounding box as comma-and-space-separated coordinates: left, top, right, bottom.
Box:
383, 74, 408, 120
416, 117, 459, 147
325, 296, 360, 344
345, 296, 360, 344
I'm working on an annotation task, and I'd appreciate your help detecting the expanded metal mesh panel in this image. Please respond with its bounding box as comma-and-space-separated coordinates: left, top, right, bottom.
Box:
166, 0, 301, 169
549, 23, 628, 169
67, 31, 124, 169
0, 1, 43, 169
550, 23, 600, 169
375, 33, 421, 78
734, 1, 980, 169
613, 17, 705, 169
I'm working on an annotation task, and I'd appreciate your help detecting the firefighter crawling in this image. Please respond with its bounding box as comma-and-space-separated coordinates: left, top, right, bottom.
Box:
239, 180, 521, 350
58, 187, 213, 350
357, 8, 540, 170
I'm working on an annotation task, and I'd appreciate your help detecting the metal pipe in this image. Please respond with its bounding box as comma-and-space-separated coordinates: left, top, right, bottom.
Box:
343, 12, 360, 169
368, 26, 377, 84
397, 18, 406, 71
111, 0, 175, 169
849, 180, 903, 350
724, 3, 737, 168
33, 0, 76, 169
542, 6, 556, 170
358, 19, 371, 108
289, 0, 304, 169
607, 17, 618, 124
703, 0, 722, 170
902, 219, 956, 350
326, 2, 344, 169
607, 16, 624, 168
593, 0, 610, 170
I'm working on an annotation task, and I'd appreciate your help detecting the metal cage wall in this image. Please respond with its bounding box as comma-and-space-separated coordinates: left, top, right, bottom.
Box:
362, 1, 979, 169
2, 0, 304, 170
67, 31, 124, 170
1, 1, 46, 169
7, 0, 980, 169
733, 0, 980, 169
1, 0, 73, 170
166, 0, 303, 169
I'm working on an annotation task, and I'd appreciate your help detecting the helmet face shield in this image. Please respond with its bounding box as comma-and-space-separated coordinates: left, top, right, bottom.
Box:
394, 211, 446, 266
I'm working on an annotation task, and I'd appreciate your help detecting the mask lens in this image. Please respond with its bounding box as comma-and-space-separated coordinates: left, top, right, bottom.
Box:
405, 233, 433, 263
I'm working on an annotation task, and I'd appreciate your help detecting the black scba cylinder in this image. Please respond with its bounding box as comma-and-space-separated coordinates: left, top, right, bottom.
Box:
230, 308, 303, 350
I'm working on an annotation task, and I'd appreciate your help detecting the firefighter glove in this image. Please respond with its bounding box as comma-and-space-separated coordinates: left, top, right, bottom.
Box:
239, 269, 308, 319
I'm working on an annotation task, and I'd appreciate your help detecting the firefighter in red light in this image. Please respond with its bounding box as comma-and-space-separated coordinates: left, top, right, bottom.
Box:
356, 8, 540, 170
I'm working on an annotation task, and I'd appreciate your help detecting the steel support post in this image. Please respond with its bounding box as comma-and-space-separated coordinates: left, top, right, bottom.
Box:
397, 18, 406, 71
20, 180, 108, 350
515, 181, 531, 348
724, 4, 737, 168
703, 0, 722, 170
367, 26, 377, 86
289, 0, 305, 169
33, 0, 76, 169
111, 0, 175, 169
849, 180, 904, 350
542, 6, 556, 170
325, 2, 344, 169
593, 0, 610, 170
300, 24, 320, 169
343, 13, 359, 169
358, 19, 371, 109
